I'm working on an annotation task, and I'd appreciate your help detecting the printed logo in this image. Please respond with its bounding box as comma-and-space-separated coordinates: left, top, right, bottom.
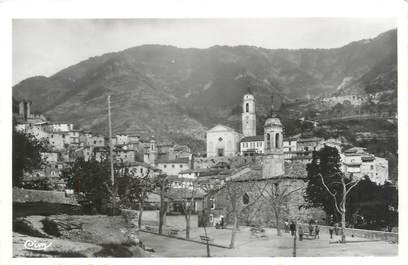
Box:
24, 240, 52, 251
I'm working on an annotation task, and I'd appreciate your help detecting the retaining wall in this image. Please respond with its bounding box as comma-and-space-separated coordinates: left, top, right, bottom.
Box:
13, 188, 78, 205
298, 223, 398, 242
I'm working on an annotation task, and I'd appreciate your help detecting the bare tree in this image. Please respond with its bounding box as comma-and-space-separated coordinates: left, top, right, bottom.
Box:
116, 166, 156, 228
319, 172, 361, 243
181, 182, 198, 240
224, 179, 265, 248
255, 178, 304, 236
156, 174, 169, 235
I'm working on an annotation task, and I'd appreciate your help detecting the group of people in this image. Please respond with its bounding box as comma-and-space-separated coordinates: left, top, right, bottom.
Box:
284, 220, 320, 241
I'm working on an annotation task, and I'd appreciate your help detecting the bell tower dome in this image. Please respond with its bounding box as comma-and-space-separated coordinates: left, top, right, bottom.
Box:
262, 95, 285, 179
242, 87, 256, 137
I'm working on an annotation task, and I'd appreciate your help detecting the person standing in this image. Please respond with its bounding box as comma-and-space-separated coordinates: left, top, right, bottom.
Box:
284, 220, 289, 233
334, 223, 339, 236
290, 221, 296, 236
329, 224, 334, 239
308, 222, 314, 237
315, 225, 320, 239
298, 226, 304, 241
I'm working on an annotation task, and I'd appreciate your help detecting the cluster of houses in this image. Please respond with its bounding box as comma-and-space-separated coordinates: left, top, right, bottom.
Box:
14, 100, 194, 190
204, 92, 389, 185
319, 90, 394, 107
14, 93, 390, 228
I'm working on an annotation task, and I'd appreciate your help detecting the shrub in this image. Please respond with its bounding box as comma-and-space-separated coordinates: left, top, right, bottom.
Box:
13, 218, 50, 238
41, 218, 61, 237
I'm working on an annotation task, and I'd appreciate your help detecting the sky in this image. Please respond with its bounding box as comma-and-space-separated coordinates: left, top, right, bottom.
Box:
12, 18, 396, 85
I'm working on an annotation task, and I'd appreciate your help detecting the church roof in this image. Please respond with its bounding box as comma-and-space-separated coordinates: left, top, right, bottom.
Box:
241, 135, 264, 142
207, 124, 238, 133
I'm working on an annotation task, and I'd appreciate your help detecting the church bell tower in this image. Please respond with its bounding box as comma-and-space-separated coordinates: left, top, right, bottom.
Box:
262, 95, 285, 178
242, 88, 256, 137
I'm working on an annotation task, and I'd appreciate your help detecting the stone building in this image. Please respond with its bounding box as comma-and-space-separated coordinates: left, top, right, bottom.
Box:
206, 125, 241, 157
157, 157, 191, 176
200, 112, 324, 228
341, 147, 389, 184
240, 135, 265, 156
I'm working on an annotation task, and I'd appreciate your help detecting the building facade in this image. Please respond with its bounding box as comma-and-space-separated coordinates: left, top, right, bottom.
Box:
242, 92, 256, 137
206, 125, 240, 157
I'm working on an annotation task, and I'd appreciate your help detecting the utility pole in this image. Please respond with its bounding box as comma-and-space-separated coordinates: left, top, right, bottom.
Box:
108, 95, 116, 214
293, 223, 297, 257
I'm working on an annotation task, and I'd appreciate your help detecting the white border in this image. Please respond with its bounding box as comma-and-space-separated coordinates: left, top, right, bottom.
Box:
0, 0, 407, 265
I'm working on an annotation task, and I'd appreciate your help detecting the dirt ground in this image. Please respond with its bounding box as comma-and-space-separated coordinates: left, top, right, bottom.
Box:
13, 215, 398, 258
13, 214, 149, 257
136, 226, 398, 257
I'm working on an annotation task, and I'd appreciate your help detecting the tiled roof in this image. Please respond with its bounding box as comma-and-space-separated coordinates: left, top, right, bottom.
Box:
158, 157, 190, 164
240, 135, 264, 142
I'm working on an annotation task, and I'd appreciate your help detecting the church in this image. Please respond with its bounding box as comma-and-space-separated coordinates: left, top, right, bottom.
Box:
206, 89, 282, 158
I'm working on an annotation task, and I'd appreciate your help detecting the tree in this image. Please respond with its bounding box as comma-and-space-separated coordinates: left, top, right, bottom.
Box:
155, 174, 170, 235
166, 178, 199, 240
256, 178, 304, 236
117, 166, 156, 228
348, 177, 398, 230
224, 178, 264, 248
13, 130, 49, 187
305, 146, 361, 243
61, 157, 112, 213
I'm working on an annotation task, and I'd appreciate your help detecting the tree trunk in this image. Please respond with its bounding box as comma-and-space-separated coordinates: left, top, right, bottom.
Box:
138, 200, 144, 229
275, 208, 281, 236
159, 187, 167, 235
203, 225, 211, 257
159, 202, 167, 234
230, 211, 238, 248
341, 211, 346, 243
185, 213, 190, 240
341, 177, 347, 243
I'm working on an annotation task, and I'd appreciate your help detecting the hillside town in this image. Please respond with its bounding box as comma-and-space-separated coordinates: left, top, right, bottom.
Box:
14, 91, 390, 193
12, 90, 398, 257
10, 18, 399, 258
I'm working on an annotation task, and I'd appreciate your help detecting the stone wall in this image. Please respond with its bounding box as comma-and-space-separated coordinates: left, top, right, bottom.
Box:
298, 223, 398, 242
165, 215, 199, 229
194, 155, 262, 169
13, 188, 78, 205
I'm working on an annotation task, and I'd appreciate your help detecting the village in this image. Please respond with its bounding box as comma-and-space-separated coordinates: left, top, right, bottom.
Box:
12, 89, 397, 257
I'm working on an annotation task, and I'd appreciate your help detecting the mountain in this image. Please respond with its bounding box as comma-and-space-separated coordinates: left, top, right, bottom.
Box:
13, 29, 397, 150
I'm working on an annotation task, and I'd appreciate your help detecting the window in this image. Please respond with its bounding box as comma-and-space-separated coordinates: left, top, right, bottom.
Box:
180, 165, 183, 168
172, 164, 175, 168
246, 103, 249, 112
164, 165, 167, 168
266, 134, 271, 150
210, 197, 216, 209
275, 133, 280, 149
242, 193, 250, 205
288, 140, 291, 145
94, 140, 97, 144
289, 147, 291, 152
370, 165, 374, 170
